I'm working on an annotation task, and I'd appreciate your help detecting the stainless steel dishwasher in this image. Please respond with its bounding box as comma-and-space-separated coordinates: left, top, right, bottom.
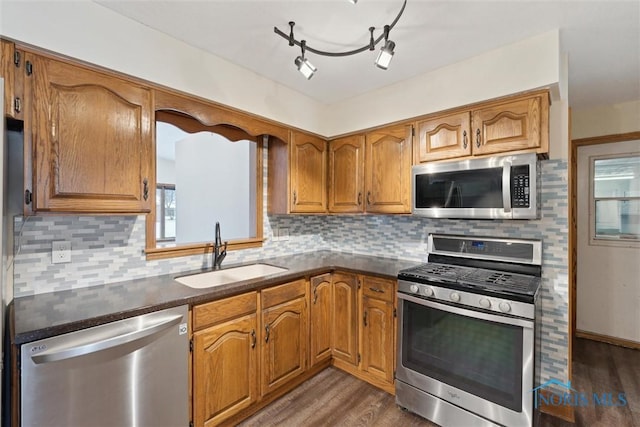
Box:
20, 305, 189, 427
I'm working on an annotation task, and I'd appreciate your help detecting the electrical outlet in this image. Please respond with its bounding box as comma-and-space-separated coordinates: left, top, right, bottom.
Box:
279, 228, 289, 241
52, 240, 71, 264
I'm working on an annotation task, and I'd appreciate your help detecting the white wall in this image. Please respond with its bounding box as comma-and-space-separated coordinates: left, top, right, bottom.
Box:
572, 100, 640, 139
156, 157, 175, 185
175, 133, 252, 244
323, 30, 562, 137
0, 1, 564, 139
0, 0, 326, 135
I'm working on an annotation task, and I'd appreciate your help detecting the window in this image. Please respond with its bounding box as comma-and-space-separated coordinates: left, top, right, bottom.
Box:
156, 184, 176, 242
591, 154, 640, 245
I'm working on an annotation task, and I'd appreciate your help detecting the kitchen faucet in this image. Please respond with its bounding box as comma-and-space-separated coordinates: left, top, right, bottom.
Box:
212, 222, 227, 270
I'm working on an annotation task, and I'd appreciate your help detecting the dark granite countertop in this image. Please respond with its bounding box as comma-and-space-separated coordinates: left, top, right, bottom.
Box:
12, 251, 421, 345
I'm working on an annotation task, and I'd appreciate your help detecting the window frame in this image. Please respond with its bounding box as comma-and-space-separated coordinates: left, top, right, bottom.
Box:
589, 152, 640, 248
156, 183, 176, 243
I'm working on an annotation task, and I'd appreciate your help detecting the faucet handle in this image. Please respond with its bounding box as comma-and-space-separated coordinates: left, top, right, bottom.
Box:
218, 241, 228, 265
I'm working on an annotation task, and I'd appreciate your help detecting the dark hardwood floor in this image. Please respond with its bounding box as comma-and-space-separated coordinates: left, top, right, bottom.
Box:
238, 338, 639, 427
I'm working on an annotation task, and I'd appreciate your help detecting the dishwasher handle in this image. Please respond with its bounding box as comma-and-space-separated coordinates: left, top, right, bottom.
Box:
30, 313, 184, 364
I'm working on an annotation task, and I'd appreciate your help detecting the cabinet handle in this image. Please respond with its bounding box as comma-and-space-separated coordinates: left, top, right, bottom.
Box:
265, 324, 270, 343
251, 329, 256, 349
369, 287, 385, 293
357, 192, 362, 206
462, 130, 467, 149
367, 191, 372, 206
13, 97, 21, 113
293, 191, 297, 205
313, 288, 318, 304
476, 129, 481, 148
363, 311, 368, 327
143, 178, 149, 201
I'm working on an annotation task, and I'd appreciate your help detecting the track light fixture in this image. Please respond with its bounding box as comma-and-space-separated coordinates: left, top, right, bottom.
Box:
375, 25, 395, 69
274, 0, 407, 78
294, 40, 317, 80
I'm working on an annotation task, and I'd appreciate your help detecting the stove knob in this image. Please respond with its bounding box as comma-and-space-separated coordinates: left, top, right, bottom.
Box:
423, 287, 434, 297
409, 284, 419, 294
499, 302, 512, 313
450, 292, 460, 302
479, 298, 491, 309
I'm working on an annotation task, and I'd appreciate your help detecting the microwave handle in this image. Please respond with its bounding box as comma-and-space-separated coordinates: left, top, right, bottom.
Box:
502, 160, 512, 213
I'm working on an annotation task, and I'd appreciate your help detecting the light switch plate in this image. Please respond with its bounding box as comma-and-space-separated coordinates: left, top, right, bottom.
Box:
52, 240, 71, 264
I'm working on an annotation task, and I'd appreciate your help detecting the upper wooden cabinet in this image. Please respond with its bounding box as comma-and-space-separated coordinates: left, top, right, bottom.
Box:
328, 135, 365, 213
1, 40, 24, 120
268, 131, 328, 214
416, 92, 549, 163
416, 111, 471, 162
364, 124, 413, 214
472, 94, 548, 156
23, 53, 153, 213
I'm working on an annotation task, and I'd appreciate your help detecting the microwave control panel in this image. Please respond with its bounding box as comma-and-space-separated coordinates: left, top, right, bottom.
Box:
511, 165, 530, 207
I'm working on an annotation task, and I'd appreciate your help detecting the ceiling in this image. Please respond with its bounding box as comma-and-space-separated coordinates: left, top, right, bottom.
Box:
95, 0, 640, 109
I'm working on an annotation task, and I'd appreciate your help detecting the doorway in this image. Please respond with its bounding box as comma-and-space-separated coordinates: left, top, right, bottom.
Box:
571, 133, 640, 349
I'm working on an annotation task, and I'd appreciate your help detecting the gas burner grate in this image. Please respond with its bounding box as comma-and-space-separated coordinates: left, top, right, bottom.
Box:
463, 269, 536, 291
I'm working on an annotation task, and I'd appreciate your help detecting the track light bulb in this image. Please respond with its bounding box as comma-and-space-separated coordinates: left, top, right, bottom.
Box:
295, 56, 317, 79
375, 40, 395, 70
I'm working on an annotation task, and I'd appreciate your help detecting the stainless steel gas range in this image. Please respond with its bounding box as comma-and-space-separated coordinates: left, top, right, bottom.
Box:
396, 234, 542, 427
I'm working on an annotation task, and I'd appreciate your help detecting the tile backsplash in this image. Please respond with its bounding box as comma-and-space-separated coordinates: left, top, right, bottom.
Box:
13, 159, 569, 389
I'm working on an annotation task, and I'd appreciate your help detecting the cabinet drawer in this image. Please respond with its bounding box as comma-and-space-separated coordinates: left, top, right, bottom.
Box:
262, 279, 307, 309
193, 291, 257, 331
362, 276, 395, 302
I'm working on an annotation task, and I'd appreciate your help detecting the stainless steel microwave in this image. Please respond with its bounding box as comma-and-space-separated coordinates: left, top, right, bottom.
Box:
412, 153, 538, 219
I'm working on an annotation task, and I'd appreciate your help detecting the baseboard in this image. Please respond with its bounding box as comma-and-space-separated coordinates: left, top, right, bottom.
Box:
576, 330, 640, 350
538, 390, 576, 423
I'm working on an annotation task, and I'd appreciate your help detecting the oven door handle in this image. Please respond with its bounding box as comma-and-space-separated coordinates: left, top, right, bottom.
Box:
397, 292, 534, 329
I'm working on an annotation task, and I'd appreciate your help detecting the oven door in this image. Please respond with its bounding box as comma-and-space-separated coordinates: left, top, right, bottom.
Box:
396, 292, 534, 427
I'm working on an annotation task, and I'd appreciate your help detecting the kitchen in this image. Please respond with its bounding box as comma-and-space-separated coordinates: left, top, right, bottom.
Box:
1, 1, 639, 426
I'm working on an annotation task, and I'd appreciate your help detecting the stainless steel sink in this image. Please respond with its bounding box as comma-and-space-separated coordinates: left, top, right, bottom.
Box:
175, 264, 288, 289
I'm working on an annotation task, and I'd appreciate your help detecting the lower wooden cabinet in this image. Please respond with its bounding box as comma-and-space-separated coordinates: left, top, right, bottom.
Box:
193, 313, 258, 426
191, 273, 396, 426
261, 279, 309, 395
331, 272, 359, 365
192, 292, 259, 427
310, 274, 332, 366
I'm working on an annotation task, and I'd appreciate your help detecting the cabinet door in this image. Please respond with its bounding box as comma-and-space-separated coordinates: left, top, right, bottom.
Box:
310, 274, 332, 366
365, 124, 412, 213
193, 313, 258, 427
24, 53, 152, 213
289, 131, 327, 213
416, 111, 471, 162
262, 296, 308, 395
332, 272, 358, 365
1, 40, 23, 120
472, 95, 547, 156
328, 135, 365, 213
362, 295, 394, 384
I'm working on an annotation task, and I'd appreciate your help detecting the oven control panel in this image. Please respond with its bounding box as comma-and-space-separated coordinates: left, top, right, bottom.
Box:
398, 280, 535, 320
